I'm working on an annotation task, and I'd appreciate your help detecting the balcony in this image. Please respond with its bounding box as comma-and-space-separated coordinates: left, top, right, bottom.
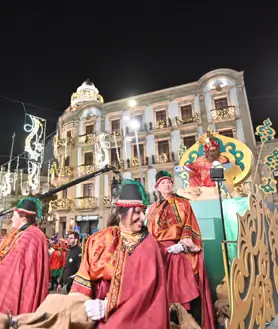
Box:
132, 156, 146, 167
74, 197, 98, 210
77, 165, 95, 177
53, 135, 73, 148
79, 133, 96, 146
104, 196, 112, 208
49, 198, 71, 212
175, 113, 199, 127
211, 106, 236, 123
50, 165, 73, 186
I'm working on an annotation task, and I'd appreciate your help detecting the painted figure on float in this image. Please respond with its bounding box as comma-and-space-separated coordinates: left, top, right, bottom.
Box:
176, 129, 253, 200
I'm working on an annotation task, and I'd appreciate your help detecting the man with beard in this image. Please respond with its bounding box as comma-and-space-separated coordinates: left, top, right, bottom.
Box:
57, 231, 82, 294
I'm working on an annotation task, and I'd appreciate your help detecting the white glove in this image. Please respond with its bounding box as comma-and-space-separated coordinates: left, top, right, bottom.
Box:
84, 298, 108, 321
167, 243, 185, 254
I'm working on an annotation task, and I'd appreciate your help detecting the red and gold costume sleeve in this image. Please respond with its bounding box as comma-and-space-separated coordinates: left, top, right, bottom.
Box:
70, 227, 118, 297
148, 195, 202, 248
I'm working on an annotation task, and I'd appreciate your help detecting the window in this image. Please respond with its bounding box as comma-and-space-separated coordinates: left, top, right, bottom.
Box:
135, 114, 143, 129
83, 183, 93, 197
133, 144, 144, 159
155, 110, 166, 122
183, 136, 196, 149
111, 119, 120, 133
84, 152, 93, 165
158, 140, 170, 156
62, 189, 67, 199
111, 148, 121, 165
214, 98, 228, 110
219, 129, 234, 138
60, 216, 67, 223
180, 105, 193, 122
65, 156, 70, 167
85, 124, 94, 134
66, 130, 72, 138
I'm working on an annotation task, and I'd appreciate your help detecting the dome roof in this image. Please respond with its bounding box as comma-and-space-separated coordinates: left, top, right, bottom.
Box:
71, 79, 103, 106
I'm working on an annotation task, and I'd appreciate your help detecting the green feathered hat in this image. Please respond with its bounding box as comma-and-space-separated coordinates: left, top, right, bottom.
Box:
155, 170, 173, 188
15, 197, 43, 220
115, 179, 149, 208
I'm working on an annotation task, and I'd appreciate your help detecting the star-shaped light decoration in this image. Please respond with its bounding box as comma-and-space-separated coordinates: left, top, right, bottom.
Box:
259, 177, 277, 194
255, 118, 276, 143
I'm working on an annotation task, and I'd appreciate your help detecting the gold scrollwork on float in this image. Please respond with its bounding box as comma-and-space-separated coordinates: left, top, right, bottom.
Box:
227, 190, 278, 329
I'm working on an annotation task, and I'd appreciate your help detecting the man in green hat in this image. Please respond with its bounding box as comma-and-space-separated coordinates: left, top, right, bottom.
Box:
0, 197, 49, 315
148, 171, 214, 328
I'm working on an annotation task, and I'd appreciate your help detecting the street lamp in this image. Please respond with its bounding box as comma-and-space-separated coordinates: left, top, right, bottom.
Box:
128, 99, 137, 108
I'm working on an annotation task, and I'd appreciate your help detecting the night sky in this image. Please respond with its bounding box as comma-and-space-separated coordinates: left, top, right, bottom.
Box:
0, 1, 278, 166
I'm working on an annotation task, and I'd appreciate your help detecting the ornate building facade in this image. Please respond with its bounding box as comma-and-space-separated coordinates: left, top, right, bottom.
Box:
49, 68, 256, 237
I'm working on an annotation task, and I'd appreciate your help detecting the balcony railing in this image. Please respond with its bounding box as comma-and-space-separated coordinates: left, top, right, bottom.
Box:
104, 196, 112, 208
132, 156, 146, 167
74, 197, 98, 210
49, 198, 71, 212
157, 153, 172, 164
56, 166, 72, 178
211, 106, 236, 123
175, 113, 199, 126
79, 133, 96, 146
77, 165, 95, 177
53, 135, 73, 148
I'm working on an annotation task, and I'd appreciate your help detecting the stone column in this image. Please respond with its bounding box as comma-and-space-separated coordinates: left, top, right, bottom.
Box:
198, 93, 209, 130
98, 117, 106, 229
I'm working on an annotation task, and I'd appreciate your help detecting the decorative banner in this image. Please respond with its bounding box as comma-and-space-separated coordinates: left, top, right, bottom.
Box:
254, 118, 276, 193
94, 133, 110, 169
255, 118, 276, 143
259, 176, 277, 194
24, 114, 46, 194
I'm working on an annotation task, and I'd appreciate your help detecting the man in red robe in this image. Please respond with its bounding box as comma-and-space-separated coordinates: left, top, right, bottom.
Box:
0, 198, 49, 315
70, 180, 170, 329
148, 171, 214, 329
187, 134, 229, 187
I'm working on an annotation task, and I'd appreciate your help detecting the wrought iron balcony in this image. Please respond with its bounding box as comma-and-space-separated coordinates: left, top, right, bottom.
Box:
53, 135, 73, 148
175, 113, 199, 126
74, 197, 98, 210
56, 166, 72, 178
211, 106, 236, 123
132, 156, 145, 167
155, 120, 168, 129
49, 198, 71, 212
79, 133, 96, 146
104, 196, 112, 208
157, 153, 171, 164
77, 165, 95, 177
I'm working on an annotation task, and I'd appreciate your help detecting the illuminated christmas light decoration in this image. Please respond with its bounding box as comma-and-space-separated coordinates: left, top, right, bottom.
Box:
113, 132, 121, 165
24, 114, 46, 194
13, 156, 19, 191
47, 160, 51, 185
94, 133, 110, 169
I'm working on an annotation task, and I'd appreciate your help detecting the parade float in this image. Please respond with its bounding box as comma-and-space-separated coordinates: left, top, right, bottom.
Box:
175, 119, 278, 328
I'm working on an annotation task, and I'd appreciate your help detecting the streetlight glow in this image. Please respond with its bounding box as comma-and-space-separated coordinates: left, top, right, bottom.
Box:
130, 119, 140, 130
128, 99, 137, 108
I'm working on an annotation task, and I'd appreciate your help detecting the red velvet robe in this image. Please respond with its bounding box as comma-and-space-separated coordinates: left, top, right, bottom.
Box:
148, 195, 214, 329
187, 155, 229, 187
0, 226, 49, 315
71, 226, 170, 329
